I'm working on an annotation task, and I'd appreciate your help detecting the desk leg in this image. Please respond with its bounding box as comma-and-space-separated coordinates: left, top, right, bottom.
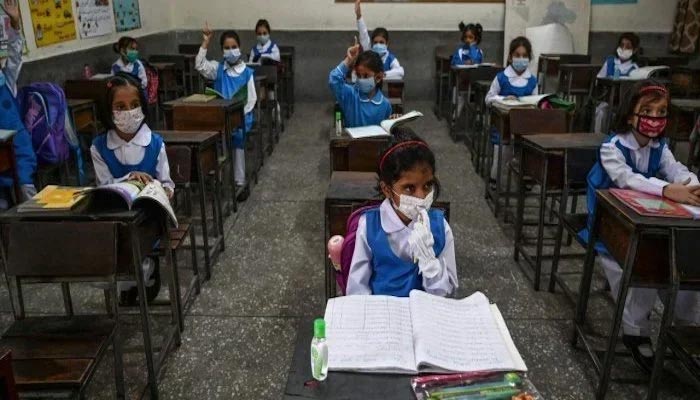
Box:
573, 210, 600, 346
596, 231, 640, 399
513, 145, 525, 263
494, 141, 504, 217
549, 177, 569, 293
533, 155, 550, 291
161, 219, 184, 336
196, 152, 212, 280
130, 224, 158, 400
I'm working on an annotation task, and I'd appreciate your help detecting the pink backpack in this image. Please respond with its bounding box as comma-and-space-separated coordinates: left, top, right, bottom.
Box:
336, 202, 382, 295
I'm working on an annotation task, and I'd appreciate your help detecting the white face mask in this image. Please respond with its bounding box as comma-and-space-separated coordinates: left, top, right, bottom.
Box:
392, 190, 434, 221
113, 107, 145, 135
617, 47, 633, 61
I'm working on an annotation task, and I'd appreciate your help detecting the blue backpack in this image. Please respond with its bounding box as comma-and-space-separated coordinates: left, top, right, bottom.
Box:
17, 82, 71, 165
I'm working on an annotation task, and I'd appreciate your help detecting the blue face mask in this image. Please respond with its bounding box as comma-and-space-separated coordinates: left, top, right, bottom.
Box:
512, 57, 529, 73
223, 48, 241, 65
372, 43, 388, 56
356, 77, 376, 96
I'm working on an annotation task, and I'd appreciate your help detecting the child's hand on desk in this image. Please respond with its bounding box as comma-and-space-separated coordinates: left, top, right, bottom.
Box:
389, 114, 403, 120
165, 187, 174, 200
129, 172, 154, 185
1, 0, 20, 29
504, 95, 518, 101
663, 178, 700, 206
202, 21, 213, 48
355, 0, 362, 20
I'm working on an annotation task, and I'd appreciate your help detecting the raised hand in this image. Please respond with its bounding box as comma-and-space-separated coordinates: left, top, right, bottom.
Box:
355, 0, 362, 20
202, 21, 213, 48
347, 36, 361, 60
1, 0, 20, 30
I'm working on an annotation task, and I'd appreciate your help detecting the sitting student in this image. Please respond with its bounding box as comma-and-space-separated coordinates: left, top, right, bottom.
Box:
196, 23, 257, 199
329, 38, 392, 128
346, 128, 457, 297
355, 0, 404, 80
112, 36, 148, 91
0, 0, 37, 207
451, 22, 484, 119
485, 36, 537, 184
597, 32, 640, 79
90, 74, 174, 306
249, 19, 280, 64
581, 80, 700, 374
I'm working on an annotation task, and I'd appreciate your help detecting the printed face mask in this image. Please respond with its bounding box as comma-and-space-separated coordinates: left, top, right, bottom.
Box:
392, 190, 434, 221
257, 34, 270, 46
617, 47, 633, 61
372, 43, 388, 56
126, 49, 139, 63
356, 77, 376, 96
113, 107, 145, 135
512, 57, 529, 72
223, 48, 241, 64
635, 114, 667, 138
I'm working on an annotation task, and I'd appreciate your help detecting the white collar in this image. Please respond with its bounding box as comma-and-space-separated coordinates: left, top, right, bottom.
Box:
379, 198, 414, 233
359, 89, 385, 105
504, 65, 532, 79
618, 131, 661, 150
225, 61, 247, 74
106, 124, 152, 150
115, 58, 135, 68
256, 40, 272, 52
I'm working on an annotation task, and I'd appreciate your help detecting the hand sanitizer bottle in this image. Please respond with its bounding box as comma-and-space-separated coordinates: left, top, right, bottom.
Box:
335, 110, 343, 136
310, 318, 328, 381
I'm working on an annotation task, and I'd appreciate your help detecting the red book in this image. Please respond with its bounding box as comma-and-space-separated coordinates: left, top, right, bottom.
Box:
609, 189, 700, 219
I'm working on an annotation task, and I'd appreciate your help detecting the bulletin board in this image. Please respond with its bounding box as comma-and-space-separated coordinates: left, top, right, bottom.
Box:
113, 0, 141, 32
76, 0, 114, 39
0, 4, 32, 54
29, 0, 77, 47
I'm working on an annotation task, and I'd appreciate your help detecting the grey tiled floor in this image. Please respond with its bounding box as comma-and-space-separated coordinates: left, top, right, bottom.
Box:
4, 102, 698, 399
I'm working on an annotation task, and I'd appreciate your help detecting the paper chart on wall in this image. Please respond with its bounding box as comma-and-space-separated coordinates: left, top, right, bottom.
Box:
29, 0, 77, 47
76, 0, 114, 39
113, 0, 141, 32
0, 8, 29, 55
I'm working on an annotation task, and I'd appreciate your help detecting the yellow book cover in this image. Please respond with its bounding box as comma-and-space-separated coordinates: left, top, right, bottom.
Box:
25, 186, 88, 210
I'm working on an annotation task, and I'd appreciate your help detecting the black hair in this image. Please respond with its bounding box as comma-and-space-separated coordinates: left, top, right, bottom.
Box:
613, 79, 669, 133
103, 73, 148, 130
508, 36, 533, 61
255, 19, 271, 34
113, 36, 136, 54
459, 22, 483, 44
377, 127, 441, 200
356, 50, 384, 73
615, 32, 641, 62
371, 27, 389, 43
220, 30, 241, 49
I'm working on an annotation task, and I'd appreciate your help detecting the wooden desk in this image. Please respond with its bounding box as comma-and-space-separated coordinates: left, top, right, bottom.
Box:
0, 207, 181, 400
484, 106, 512, 217
473, 80, 493, 177
67, 99, 100, 161
433, 46, 453, 120
0, 130, 20, 203
64, 79, 110, 126
280, 46, 295, 116
384, 79, 404, 114
670, 65, 700, 97
557, 64, 599, 99
328, 129, 388, 175
538, 54, 592, 94
160, 130, 222, 278
669, 98, 700, 163
162, 97, 246, 213
513, 133, 606, 291
573, 190, 700, 398
449, 65, 502, 142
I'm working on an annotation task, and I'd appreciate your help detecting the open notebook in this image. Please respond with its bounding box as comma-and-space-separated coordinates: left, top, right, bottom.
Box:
610, 188, 700, 219
324, 291, 527, 374
492, 94, 553, 111
344, 111, 423, 139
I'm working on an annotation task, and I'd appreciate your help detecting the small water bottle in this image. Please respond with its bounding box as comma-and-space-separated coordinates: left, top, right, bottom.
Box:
335, 111, 343, 136
310, 318, 328, 381
613, 66, 621, 80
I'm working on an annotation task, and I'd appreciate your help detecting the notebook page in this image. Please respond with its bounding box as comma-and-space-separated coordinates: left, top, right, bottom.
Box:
410, 290, 524, 373
344, 126, 390, 139
324, 295, 416, 373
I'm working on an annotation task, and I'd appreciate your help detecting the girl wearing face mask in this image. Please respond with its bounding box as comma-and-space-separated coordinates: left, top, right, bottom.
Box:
346, 128, 458, 297
355, 0, 404, 80
485, 36, 538, 183
249, 19, 280, 64
111, 37, 148, 90
329, 37, 392, 128
450, 22, 484, 121
597, 32, 640, 79
196, 23, 257, 198
580, 80, 700, 375
91, 74, 174, 306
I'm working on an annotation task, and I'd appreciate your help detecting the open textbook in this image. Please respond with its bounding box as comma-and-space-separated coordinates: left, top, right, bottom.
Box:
344, 111, 423, 139
492, 94, 553, 111
19, 181, 177, 226
619, 66, 670, 81
324, 291, 527, 374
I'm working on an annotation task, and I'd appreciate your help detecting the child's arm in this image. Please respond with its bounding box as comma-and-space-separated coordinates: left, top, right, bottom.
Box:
484, 77, 502, 105
156, 143, 175, 195
329, 39, 360, 105
260, 43, 281, 63
422, 221, 458, 297
248, 48, 257, 63
355, 0, 371, 51
346, 216, 373, 295
658, 146, 700, 205
195, 21, 219, 81
601, 141, 680, 198
244, 73, 257, 115
597, 60, 608, 78
2, 0, 23, 96
137, 61, 148, 90
384, 58, 404, 80
90, 145, 130, 185
450, 47, 463, 66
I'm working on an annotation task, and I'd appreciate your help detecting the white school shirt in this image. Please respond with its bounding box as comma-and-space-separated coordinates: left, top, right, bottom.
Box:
357, 17, 405, 80
248, 40, 281, 63
112, 58, 148, 90
1, 26, 24, 96
601, 131, 699, 197
195, 48, 258, 114
597, 57, 639, 79
90, 124, 175, 191
485, 65, 538, 105
346, 199, 458, 297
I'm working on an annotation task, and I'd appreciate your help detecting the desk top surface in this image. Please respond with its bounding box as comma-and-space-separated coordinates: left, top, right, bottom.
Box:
159, 130, 220, 145
67, 98, 95, 108
0, 206, 142, 223
521, 133, 607, 152
326, 172, 380, 202
558, 63, 601, 71
671, 98, 700, 111
151, 62, 176, 70
598, 190, 700, 229
328, 129, 391, 143
163, 97, 245, 109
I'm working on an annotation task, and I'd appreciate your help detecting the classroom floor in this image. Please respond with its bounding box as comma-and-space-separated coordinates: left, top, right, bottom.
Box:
2, 101, 698, 399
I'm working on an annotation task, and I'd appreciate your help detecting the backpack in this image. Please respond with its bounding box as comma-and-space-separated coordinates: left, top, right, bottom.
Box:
336, 202, 382, 295
143, 61, 160, 105
16, 83, 70, 165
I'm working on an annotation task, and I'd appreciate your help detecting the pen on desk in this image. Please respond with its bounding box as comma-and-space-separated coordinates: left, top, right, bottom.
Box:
428, 373, 521, 398
440, 388, 521, 400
